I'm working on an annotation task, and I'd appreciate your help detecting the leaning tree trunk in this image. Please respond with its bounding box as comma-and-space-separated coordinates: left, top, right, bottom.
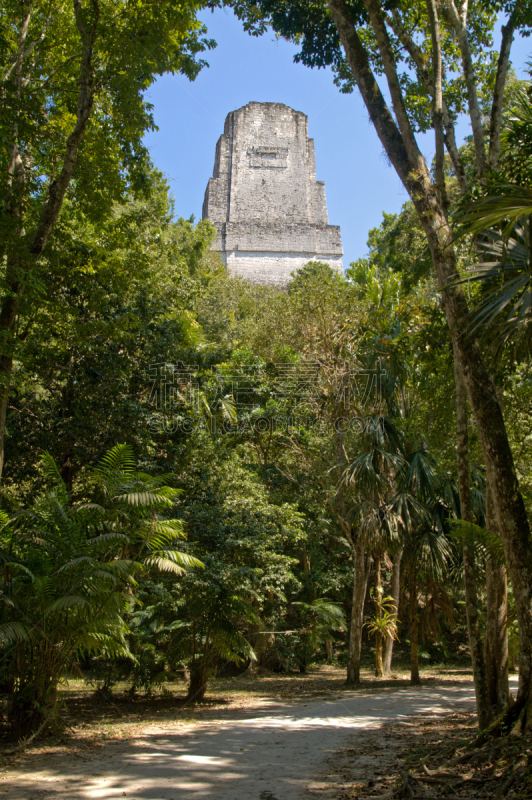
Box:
383, 546, 403, 675
346, 537, 370, 685
454, 351, 492, 729
328, 0, 532, 729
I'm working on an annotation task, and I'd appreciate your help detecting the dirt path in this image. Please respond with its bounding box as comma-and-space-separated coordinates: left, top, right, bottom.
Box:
3, 682, 478, 800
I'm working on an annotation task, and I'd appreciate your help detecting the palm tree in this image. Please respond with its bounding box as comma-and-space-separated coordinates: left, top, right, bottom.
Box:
393, 447, 456, 684
344, 415, 405, 677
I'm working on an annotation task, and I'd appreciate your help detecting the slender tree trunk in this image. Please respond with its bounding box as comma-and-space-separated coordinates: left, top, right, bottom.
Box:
446, 0, 486, 178
386, 9, 468, 194
454, 351, 492, 729
325, 638, 334, 663
0, 145, 25, 481
488, 4, 520, 170
374, 551, 384, 677
346, 538, 369, 685
383, 546, 403, 675
60, 371, 75, 491
485, 475, 511, 714
409, 567, 420, 685
431, 217, 532, 730
333, 418, 370, 685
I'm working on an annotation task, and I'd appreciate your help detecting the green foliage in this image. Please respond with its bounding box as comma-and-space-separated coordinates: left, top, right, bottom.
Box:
456, 187, 532, 353
287, 598, 345, 671
231, 0, 508, 138
448, 519, 506, 566
5, 171, 220, 493
347, 204, 432, 292
501, 74, 532, 187
0, 445, 199, 735
127, 448, 304, 697
0, 0, 213, 228
365, 594, 400, 642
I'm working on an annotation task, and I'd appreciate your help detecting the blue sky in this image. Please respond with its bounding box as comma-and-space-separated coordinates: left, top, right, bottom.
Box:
143, 9, 532, 266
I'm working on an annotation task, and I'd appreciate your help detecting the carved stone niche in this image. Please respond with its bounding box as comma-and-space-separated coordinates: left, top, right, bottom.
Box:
248, 146, 289, 169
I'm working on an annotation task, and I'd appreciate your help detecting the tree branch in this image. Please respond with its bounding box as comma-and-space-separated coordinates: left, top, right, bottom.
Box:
445, 0, 487, 179
2, 2, 32, 86
362, 0, 423, 167
327, 0, 425, 195
489, 2, 521, 172
426, 0, 447, 208
387, 9, 468, 194
30, 0, 100, 258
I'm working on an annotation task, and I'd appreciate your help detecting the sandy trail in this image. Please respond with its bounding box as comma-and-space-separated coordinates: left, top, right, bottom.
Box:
4, 682, 478, 800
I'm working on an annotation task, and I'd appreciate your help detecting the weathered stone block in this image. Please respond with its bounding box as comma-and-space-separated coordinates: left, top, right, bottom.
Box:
202, 102, 343, 285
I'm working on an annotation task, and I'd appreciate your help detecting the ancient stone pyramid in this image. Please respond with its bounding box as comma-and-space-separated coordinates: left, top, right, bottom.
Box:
202, 102, 343, 285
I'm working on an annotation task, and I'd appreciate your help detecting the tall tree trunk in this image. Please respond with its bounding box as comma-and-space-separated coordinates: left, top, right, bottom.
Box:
383, 546, 403, 675
454, 351, 492, 729
328, 0, 532, 727
485, 475, 511, 714
346, 537, 369, 685
60, 370, 75, 492
333, 418, 370, 686
429, 210, 532, 730
409, 567, 420, 685
0, 144, 25, 481
374, 551, 384, 677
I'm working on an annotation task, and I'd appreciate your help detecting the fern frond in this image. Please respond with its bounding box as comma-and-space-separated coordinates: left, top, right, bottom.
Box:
47, 595, 91, 613
95, 444, 136, 475
115, 492, 174, 507
143, 556, 185, 574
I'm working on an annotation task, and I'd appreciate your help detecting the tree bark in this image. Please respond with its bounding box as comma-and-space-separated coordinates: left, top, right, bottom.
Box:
445, 0, 486, 178
332, 417, 371, 685
454, 350, 492, 729
426, 0, 447, 208
485, 472, 511, 714
383, 546, 402, 674
387, 9, 468, 194
346, 537, 369, 685
187, 663, 208, 702
409, 567, 420, 685
325, 638, 333, 663
374, 551, 384, 677
488, 4, 521, 171
327, 0, 532, 727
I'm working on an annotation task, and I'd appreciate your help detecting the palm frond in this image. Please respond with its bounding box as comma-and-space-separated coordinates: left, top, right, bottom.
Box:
458, 186, 532, 238
0, 621, 30, 645
448, 519, 506, 565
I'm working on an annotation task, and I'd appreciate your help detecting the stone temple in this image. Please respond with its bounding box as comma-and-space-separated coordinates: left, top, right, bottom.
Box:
202, 102, 343, 285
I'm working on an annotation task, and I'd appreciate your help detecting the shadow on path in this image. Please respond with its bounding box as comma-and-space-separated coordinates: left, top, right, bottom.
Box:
7, 682, 479, 800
